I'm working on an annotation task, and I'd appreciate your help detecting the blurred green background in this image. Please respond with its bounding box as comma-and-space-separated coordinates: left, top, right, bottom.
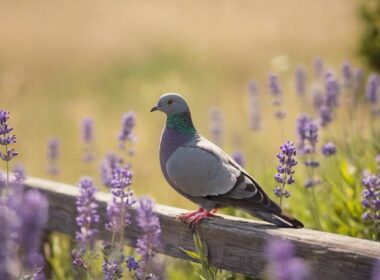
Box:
0, 0, 361, 211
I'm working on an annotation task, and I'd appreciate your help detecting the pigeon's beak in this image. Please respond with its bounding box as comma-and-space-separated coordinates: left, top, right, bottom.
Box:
150, 105, 160, 112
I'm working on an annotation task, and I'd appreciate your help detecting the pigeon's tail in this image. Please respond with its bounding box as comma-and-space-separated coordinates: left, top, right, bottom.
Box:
251, 210, 304, 228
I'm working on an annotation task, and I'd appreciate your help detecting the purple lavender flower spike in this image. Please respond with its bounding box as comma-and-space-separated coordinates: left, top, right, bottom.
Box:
322, 142, 337, 157
101, 153, 124, 188
231, 151, 245, 168
0, 202, 20, 280
319, 105, 332, 127
297, 113, 322, 231
341, 60, 353, 89
311, 87, 324, 111
265, 239, 309, 280
118, 111, 137, 151
268, 73, 286, 119
209, 107, 224, 147
106, 166, 135, 233
313, 56, 324, 78
19, 190, 48, 268
136, 197, 162, 278
75, 177, 99, 250
82, 118, 94, 163
82, 118, 93, 144
297, 114, 319, 155
247, 81, 262, 131
366, 74, 379, 104
0, 110, 17, 146
12, 164, 26, 183
325, 71, 340, 109
0, 110, 17, 162
362, 174, 380, 222
47, 137, 59, 176
295, 65, 306, 96
353, 68, 364, 94
268, 73, 282, 97
273, 141, 297, 205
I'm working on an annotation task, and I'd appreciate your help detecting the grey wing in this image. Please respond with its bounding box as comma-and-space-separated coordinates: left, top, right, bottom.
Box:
165, 145, 240, 197
195, 138, 280, 212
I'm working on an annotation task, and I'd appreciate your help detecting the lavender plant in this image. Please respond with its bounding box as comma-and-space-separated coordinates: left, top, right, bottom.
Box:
75, 177, 99, 250
352, 67, 364, 96
19, 190, 48, 272
82, 118, 95, 163
0, 184, 48, 279
209, 107, 224, 147
274, 141, 297, 207
72, 177, 99, 277
265, 239, 309, 280
361, 174, 380, 240
101, 153, 124, 188
0, 201, 20, 280
135, 197, 162, 279
366, 74, 380, 116
313, 56, 324, 79
12, 164, 26, 184
118, 111, 137, 155
341, 60, 353, 90
268, 73, 286, 120
102, 166, 135, 279
295, 65, 307, 96
319, 71, 340, 128
47, 137, 60, 176
0, 110, 18, 194
231, 151, 245, 168
247, 81, 262, 131
297, 114, 322, 229
106, 166, 135, 243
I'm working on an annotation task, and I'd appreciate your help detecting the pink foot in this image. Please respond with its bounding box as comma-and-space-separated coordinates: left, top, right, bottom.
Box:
176, 208, 204, 223
177, 208, 218, 229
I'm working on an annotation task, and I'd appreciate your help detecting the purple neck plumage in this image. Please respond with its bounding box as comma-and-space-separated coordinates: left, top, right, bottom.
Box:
159, 112, 198, 167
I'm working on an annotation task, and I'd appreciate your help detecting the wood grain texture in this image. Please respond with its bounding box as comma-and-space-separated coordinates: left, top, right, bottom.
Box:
24, 176, 380, 279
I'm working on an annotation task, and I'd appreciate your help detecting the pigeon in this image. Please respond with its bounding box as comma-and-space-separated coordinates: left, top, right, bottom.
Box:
151, 93, 303, 229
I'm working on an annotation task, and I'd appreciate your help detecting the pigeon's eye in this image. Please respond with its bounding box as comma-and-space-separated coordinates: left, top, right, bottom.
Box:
167, 99, 173, 105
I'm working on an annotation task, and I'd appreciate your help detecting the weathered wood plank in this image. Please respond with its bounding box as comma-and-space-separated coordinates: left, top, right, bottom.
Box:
24, 176, 380, 279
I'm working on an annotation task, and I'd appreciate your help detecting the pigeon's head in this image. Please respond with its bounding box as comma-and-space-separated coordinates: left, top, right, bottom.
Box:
150, 93, 190, 116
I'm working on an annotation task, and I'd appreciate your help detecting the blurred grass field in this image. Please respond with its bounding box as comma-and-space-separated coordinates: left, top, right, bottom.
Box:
0, 0, 361, 211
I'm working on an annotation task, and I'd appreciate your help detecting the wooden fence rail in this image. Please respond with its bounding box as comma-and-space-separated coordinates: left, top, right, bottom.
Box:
24, 176, 380, 280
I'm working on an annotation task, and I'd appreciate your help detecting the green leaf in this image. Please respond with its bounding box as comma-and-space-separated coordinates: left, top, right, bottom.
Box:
180, 247, 201, 260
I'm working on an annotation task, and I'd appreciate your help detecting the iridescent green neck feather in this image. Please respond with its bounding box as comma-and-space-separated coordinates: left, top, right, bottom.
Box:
167, 112, 196, 135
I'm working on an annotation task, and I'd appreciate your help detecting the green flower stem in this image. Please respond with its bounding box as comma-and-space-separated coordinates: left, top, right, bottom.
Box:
119, 194, 126, 250
310, 184, 322, 230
